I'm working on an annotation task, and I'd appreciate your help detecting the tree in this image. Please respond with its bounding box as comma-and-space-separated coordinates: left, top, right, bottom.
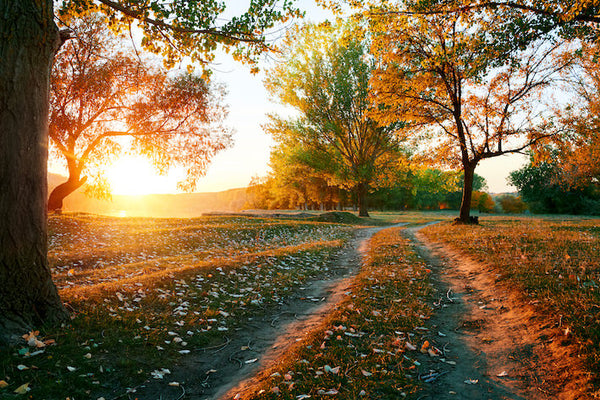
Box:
368, 9, 572, 223
49, 14, 231, 211
497, 194, 528, 213
0, 0, 299, 345
264, 21, 401, 217
510, 158, 600, 214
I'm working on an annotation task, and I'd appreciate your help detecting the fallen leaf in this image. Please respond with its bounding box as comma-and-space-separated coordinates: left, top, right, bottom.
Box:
361, 369, 372, 377
16, 365, 28, 371
464, 379, 479, 385
405, 342, 416, 351
14, 383, 30, 394
0, 380, 8, 388
324, 365, 340, 374
168, 382, 180, 387
497, 371, 508, 377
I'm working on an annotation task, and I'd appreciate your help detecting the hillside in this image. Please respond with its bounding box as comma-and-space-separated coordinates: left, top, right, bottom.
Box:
48, 173, 248, 217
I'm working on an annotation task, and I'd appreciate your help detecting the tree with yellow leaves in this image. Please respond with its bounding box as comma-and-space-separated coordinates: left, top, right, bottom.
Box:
368, 9, 574, 223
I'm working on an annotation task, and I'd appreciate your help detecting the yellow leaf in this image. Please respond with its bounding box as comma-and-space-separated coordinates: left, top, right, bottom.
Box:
0, 380, 8, 388
14, 383, 30, 394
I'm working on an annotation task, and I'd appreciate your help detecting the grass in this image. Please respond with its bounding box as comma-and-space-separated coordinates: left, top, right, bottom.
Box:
0, 214, 354, 399
243, 227, 435, 399
420, 215, 600, 381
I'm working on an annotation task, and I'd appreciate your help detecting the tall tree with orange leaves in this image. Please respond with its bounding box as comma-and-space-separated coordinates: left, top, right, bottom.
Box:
49, 14, 231, 212
368, 9, 574, 223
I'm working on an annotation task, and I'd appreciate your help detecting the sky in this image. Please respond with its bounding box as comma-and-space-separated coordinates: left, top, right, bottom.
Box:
51, 0, 526, 195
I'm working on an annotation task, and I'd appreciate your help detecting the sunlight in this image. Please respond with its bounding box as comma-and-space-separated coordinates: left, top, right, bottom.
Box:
106, 155, 181, 195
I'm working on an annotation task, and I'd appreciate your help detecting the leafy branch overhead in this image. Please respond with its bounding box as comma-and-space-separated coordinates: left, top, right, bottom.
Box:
57, 0, 303, 70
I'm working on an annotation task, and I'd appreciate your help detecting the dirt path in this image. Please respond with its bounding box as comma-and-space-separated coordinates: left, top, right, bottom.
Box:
128, 225, 392, 400
403, 223, 592, 400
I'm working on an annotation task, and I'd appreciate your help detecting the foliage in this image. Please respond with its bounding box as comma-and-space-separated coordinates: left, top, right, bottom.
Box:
535, 42, 600, 189
49, 14, 231, 206
509, 159, 600, 215
496, 194, 528, 213
366, 5, 574, 221
57, 0, 302, 72
264, 21, 402, 217
422, 217, 600, 379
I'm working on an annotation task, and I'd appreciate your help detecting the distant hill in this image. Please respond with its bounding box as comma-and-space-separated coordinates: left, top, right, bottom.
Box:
48, 173, 248, 218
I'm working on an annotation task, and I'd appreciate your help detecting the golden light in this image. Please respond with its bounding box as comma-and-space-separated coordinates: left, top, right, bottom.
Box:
106, 155, 181, 196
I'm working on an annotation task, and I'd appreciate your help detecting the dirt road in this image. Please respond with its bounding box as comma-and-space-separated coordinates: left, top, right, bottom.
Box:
404, 224, 592, 400
129, 222, 592, 399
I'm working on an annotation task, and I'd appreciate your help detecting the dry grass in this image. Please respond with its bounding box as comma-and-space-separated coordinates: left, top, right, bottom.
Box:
241, 227, 435, 399
0, 214, 353, 398
420, 216, 600, 382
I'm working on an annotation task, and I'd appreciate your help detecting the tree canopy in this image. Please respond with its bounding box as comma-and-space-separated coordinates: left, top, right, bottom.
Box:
49, 14, 232, 211
264, 21, 402, 217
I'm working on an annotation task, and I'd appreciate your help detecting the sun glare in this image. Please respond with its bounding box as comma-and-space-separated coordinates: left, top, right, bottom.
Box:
106, 156, 181, 196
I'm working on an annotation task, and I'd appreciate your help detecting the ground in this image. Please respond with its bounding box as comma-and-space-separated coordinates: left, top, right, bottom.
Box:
1, 213, 596, 399
123, 221, 591, 399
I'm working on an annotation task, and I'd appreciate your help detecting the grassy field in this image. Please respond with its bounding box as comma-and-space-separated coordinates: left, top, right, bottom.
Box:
3, 214, 358, 398
421, 216, 600, 382
2, 211, 599, 398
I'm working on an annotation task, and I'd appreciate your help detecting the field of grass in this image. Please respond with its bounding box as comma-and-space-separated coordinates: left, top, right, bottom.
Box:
3, 211, 598, 398
421, 216, 600, 380
245, 227, 435, 399
1, 214, 355, 398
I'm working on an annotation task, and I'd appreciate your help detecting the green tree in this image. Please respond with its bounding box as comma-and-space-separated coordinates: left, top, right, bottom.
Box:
49, 14, 232, 211
264, 21, 401, 217
0, 0, 299, 344
509, 159, 600, 214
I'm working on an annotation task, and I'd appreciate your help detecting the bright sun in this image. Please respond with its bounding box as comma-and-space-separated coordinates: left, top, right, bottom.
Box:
106, 156, 181, 196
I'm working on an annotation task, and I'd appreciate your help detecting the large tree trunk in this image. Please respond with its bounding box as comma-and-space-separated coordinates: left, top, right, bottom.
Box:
357, 182, 370, 217
458, 163, 477, 224
0, 1, 68, 345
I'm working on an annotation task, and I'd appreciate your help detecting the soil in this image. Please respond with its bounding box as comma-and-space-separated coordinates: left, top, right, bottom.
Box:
117, 223, 594, 400
403, 224, 594, 400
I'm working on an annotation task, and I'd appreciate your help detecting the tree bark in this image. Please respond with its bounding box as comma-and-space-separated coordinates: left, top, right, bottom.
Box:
357, 182, 370, 217
0, 0, 68, 345
458, 163, 477, 223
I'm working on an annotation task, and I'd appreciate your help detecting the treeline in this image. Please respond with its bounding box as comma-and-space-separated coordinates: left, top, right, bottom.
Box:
246, 167, 528, 214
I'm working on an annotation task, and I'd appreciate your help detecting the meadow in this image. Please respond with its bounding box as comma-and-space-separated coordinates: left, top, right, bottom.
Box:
1, 212, 599, 399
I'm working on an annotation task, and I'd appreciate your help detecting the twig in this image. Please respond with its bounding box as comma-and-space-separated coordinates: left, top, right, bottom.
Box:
175, 385, 186, 400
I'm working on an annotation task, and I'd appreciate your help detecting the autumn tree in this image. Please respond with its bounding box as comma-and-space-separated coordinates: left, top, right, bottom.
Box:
368, 9, 573, 223
49, 14, 231, 211
0, 0, 299, 344
264, 21, 401, 217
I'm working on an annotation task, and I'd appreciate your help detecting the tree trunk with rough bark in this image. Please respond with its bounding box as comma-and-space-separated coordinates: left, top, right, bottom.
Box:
458, 163, 477, 224
0, 0, 68, 345
357, 182, 370, 217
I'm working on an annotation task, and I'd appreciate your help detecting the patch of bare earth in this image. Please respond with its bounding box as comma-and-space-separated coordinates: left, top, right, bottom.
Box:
405, 224, 594, 400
